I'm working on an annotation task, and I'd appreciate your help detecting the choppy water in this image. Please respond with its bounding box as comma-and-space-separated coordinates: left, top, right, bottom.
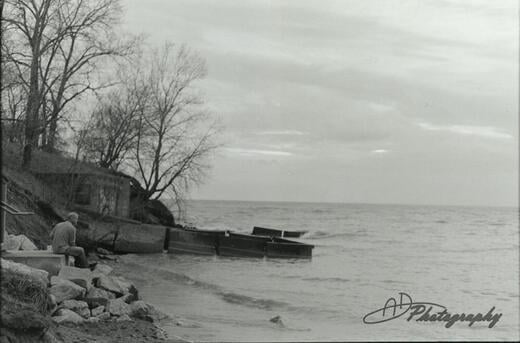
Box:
117, 201, 519, 341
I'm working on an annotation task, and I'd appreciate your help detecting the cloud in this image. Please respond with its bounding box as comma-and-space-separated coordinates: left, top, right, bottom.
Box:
224, 147, 293, 157
371, 149, 389, 154
255, 130, 307, 136
417, 122, 513, 140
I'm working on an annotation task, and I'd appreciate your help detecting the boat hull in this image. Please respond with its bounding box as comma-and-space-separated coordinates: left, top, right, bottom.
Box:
167, 228, 225, 255
218, 233, 269, 258
266, 240, 314, 259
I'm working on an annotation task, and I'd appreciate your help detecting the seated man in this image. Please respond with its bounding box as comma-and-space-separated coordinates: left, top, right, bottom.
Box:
50, 212, 90, 269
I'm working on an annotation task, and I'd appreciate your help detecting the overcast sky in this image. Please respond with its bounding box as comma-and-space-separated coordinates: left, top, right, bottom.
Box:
122, 0, 518, 207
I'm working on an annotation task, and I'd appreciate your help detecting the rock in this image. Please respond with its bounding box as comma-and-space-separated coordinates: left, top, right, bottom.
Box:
84, 286, 115, 309
113, 276, 138, 298
3, 234, 22, 250
118, 293, 138, 304
130, 301, 168, 323
61, 300, 90, 318
86, 287, 116, 301
145, 199, 175, 226
4, 234, 38, 251
174, 318, 202, 328
106, 298, 131, 316
48, 294, 58, 315
52, 309, 85, 324
91, 305, 105, 317
269, 315, 284, 326
113, 223, 167, 253
85, 297, 108, 309
49, 276, 86, 303
19, 235, 38, 250
129, 300, 149, 318
116, 314, 132, 322
87, 317, 100, 323
58, 266, 94, 290
95, 275, 137, 298
92, 263, 113, 276
1, 258, 49, 286
95, 275, 124, 295
96, 312, 111, 321
96, 247, 112, 255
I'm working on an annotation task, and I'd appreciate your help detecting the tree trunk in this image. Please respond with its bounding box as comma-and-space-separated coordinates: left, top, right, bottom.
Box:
45, 114, 58, 152
22, 35, 41, 169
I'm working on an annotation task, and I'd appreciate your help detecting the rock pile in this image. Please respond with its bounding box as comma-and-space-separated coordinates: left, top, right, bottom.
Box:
49, 263, 167, 324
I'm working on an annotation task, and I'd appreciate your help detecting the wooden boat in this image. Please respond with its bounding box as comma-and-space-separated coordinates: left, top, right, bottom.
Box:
167, 227, 225, 255
252, 226, 308, 238
266, 237, 314, 259
218, 232, 270, 258
167, 228, 314, 259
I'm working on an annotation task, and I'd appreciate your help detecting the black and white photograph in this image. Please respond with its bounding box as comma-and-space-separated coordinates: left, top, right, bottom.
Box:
0, 0, 518, 341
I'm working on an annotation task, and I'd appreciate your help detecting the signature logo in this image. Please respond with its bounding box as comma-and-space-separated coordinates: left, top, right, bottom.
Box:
363, 292, 502, 328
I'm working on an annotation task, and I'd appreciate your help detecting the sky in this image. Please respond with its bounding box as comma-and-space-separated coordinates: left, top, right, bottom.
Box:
121, 0, 518, 207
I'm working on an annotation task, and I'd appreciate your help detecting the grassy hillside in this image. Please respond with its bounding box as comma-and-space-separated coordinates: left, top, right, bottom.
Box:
2, 142, 96, 247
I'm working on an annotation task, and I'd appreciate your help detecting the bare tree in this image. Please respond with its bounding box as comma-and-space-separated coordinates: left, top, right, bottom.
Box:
2, 0, 132, 167
132, 43, 219, 201
83, 74, 146, 170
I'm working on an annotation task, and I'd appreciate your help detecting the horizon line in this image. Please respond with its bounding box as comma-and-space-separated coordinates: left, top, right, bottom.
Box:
171, 198, 518, 209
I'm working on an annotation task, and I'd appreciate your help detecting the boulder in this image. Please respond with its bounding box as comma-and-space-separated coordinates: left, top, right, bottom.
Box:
4, 234, 38, 251
130, 301, 168, 323
116, 314, 132, 322
52, 309, 85, 324
92, 263, 113, 276
85, 297, 108, 309
113, 276, 138, 298
48, 294, 58, 315
145, 199, 175, 226
1, 258, 49, 286
106, 298, 131, 317
96, 312, 111, 321
3, 235, 22, 250
113, 223, 167, 253
269, 315, 284, 327
118, 293, 138, 304
58, 266, 93, 290
91, 306, 105, 317
86, 287, 115, 301
87, 317, 100, 323
95, 275, 137, 298
49, 276, 85, 303
19, 235, 38, 250
95, 275, 124, 296
61, 300, 90, 319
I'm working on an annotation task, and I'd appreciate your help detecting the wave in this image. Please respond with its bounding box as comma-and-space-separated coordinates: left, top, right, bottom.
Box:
305, 230, 367, 240
302, 276, 351, 283
118, 257, 288, 311
216, 291, 288, 310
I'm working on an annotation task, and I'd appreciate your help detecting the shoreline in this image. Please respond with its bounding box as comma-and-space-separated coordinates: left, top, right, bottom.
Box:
63, 253, 193, 343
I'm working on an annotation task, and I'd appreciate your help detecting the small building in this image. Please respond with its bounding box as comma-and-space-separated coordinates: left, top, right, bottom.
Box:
33, 161, 131, 218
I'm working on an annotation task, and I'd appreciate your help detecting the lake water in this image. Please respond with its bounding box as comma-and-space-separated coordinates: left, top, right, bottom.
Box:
116, 200, 519, 341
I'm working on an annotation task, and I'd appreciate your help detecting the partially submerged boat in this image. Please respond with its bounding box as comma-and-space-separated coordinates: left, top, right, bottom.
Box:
167, 227, 314, 259
167, 227, 225, 255
266, 237, 313, 258
252, 226, 308, 238
218, 232, 269, 258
